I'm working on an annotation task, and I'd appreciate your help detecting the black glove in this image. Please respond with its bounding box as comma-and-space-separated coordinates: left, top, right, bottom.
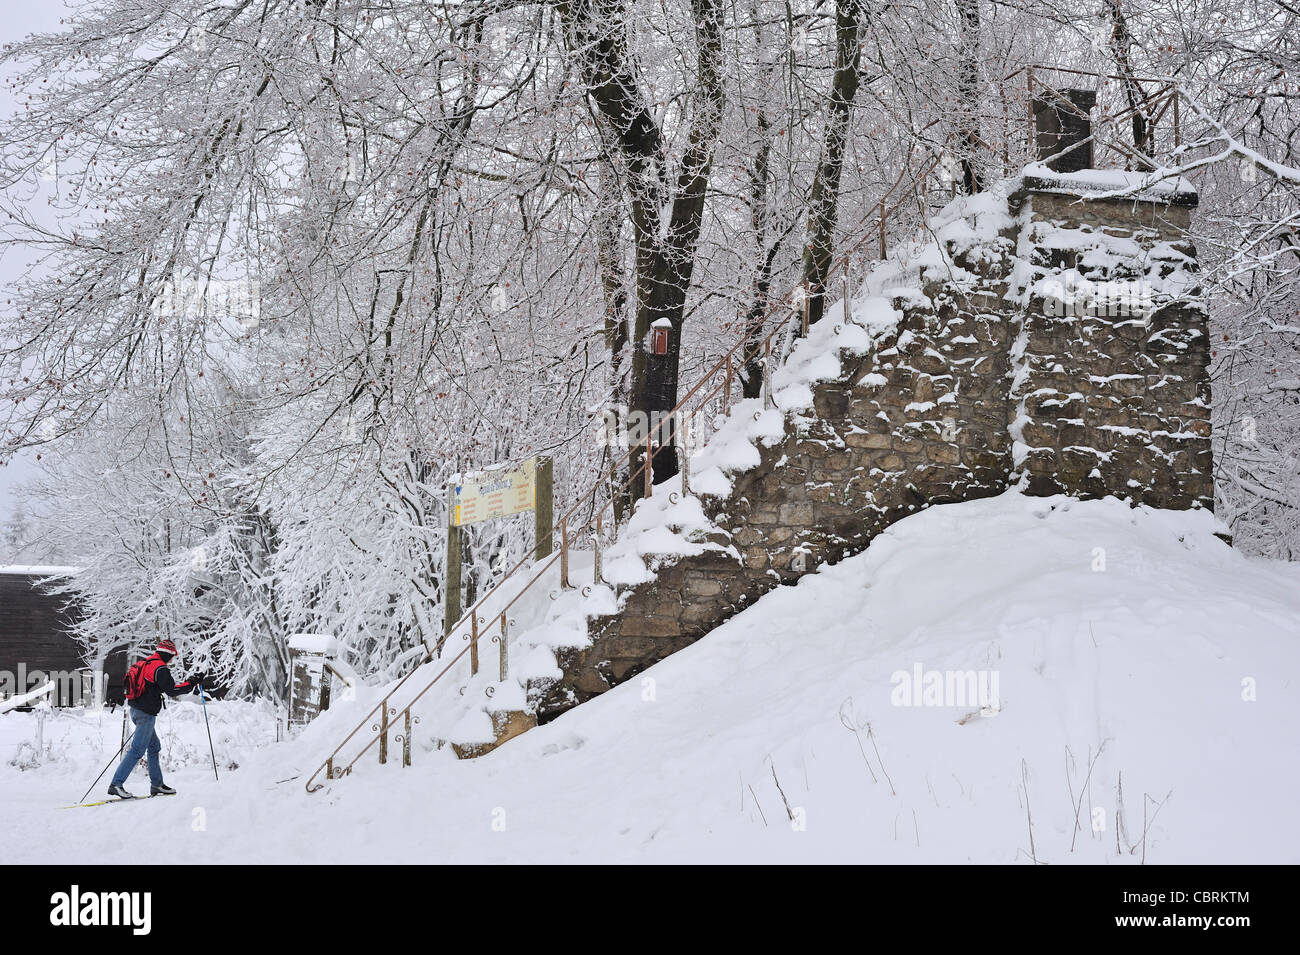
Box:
187, 672, 207, 690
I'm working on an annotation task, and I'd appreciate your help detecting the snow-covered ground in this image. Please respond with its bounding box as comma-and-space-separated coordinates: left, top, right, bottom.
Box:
3, 492, 1297, 863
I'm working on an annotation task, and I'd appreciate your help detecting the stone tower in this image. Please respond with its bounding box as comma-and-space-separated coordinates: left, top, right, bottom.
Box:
1012, 165, 1211, 510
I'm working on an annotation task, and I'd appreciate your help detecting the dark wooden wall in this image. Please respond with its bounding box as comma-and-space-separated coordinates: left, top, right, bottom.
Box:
0, 571, 122, 705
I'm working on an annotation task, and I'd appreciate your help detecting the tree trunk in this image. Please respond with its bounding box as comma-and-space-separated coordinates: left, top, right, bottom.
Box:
956, 0, 982, 194
559, 0, 726, 497
802, 0, 867, 330
1108, 0, 1154, 168
742, 5, 781, 400
595, 152, 633, 519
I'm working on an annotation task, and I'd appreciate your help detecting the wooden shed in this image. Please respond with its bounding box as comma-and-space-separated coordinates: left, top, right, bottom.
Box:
0, 567, 123, 706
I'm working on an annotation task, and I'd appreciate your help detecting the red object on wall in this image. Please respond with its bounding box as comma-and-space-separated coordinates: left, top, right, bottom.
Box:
651, 325, 670, 355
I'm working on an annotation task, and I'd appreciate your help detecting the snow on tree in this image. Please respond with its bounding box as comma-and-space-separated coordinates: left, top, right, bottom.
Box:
0, 0, 1296, 696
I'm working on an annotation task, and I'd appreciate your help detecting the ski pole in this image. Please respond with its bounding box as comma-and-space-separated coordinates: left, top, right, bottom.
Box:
79, 731, 130, 805
198, 684, 219, 781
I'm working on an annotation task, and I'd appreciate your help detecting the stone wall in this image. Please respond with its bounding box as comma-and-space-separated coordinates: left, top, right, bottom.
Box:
528, 182, 1213, 726
1011, 189, 1213, 509
534, 283, 1018, 720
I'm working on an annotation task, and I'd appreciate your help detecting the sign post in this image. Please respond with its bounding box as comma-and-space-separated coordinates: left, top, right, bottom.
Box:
444, 456, 553, 640
444, 483, 463, 639
533, 457, 553, 562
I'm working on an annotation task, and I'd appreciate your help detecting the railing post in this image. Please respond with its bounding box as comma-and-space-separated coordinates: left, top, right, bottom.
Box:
763, 339, 774, 410
560, 517, 570, 589
326, 756, 334, 780
680, 415, 691, 497
379, 705, 389, 765
723, 359, 733, 416
470, 613, 479, 675
593, 513, 604, 585
801, 279, 811, 336
1026, 67, 1035, 155
402, 709, 412, 768
499, 615, 509, 682
644, 432, 653, 498
1173, 93, 1180, 148
879, 215, 886, 260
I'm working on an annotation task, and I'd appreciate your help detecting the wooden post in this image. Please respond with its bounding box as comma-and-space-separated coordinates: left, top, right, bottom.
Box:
533, 455, 553, 561
470, 613, 479, 675
498, 615, 509, 682
559, 518, 570, 589
444, 483, 462, 637
644, 433, 653, 498
402, 709, 412, 768
801, 280, 810, 336
680, 422, 691, 497
593, 513, 603, 585
379, 704, 389, 765
319, 663, 332, 713
763, 339, 774, 409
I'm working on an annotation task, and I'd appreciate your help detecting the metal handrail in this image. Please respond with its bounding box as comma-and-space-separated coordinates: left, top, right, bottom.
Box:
1006, 64, 1190, 168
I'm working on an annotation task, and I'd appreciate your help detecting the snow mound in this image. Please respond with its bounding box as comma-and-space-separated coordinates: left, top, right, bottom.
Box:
6, 492, 1296, 863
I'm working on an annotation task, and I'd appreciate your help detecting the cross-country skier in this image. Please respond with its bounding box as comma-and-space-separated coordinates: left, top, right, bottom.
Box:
107, 638, 203, 799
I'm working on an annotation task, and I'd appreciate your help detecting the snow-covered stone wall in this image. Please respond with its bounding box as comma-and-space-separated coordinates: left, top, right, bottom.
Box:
528, 174, 1213, 726
1011, 180, 1211, 509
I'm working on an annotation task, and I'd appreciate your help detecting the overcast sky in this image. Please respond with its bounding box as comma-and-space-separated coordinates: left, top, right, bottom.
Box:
0, 4, 66, 524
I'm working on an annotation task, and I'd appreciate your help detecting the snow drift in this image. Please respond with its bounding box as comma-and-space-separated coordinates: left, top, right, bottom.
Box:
3, 492, 1297, 863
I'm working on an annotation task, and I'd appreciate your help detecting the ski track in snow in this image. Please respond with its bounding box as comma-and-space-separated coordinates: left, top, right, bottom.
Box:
3, 492, 1298, 863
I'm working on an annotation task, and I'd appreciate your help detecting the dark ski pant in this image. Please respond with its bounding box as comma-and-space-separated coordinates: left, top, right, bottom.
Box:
110, 705, 163, 789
